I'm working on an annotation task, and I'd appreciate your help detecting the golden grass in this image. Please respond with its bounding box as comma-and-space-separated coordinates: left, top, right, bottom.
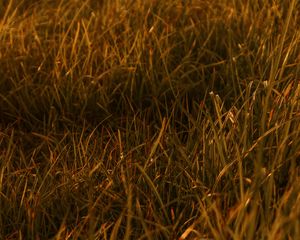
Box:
0, 0, 300, 239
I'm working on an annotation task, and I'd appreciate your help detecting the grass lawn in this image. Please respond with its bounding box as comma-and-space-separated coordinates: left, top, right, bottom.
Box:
0, 0, 300, 239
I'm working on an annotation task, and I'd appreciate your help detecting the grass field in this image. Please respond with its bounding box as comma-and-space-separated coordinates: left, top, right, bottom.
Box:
0, 0, 300, 239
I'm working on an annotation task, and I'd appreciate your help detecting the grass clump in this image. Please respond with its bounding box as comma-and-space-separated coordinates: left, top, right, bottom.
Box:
1, 0, 300, 239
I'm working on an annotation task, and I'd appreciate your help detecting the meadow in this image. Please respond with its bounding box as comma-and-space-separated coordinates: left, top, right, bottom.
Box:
0, 0, 300, 239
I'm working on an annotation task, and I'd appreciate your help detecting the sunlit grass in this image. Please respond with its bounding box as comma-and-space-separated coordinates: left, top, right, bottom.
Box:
1, 0, 300, 239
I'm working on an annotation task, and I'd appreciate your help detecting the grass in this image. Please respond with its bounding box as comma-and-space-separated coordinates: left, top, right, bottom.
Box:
0, 0, 300, 239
